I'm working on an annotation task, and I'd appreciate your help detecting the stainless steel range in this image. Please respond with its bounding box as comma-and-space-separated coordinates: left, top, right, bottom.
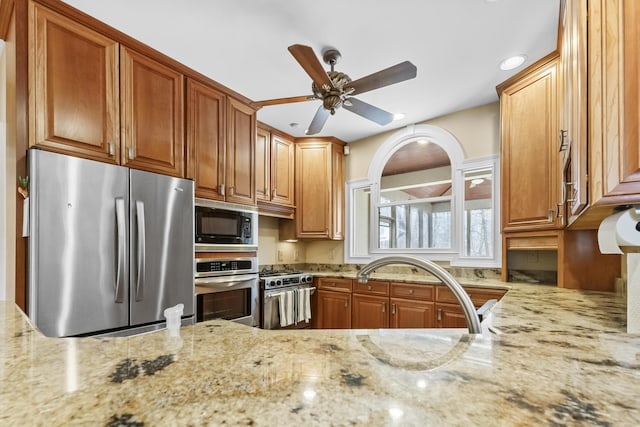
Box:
259, 270, 315, 329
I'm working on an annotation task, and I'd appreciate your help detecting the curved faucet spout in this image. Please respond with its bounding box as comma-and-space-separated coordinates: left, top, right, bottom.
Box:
357, 256, 482, 334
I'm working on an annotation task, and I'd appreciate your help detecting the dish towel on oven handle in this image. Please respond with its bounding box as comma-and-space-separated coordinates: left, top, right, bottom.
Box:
296, 287, 311, 323
278, 290, 295, 327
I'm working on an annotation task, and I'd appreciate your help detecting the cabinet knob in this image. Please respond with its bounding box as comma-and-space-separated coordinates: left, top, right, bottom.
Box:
367, 285, 372, 290
408, 289, 414, 295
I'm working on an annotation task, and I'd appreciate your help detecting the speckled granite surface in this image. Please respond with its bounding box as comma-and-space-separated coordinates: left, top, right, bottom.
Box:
2, 281, 639, 426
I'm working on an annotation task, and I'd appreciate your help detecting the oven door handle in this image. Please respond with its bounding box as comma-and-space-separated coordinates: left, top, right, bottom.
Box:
195, 274, 259, 288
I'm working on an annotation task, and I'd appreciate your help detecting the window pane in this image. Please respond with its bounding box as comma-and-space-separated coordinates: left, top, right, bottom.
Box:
463, 168, 494, 257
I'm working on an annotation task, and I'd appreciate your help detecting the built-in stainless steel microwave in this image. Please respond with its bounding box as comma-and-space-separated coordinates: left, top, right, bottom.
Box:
194, 198, 258, 252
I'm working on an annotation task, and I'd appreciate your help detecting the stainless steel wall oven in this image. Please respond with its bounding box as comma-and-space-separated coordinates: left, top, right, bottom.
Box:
195, 257, 259, 326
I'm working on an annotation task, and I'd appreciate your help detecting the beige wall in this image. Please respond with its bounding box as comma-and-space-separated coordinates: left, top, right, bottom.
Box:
346, 102, 500, 181
258, 216, 306, 266
255, 102, 501, 265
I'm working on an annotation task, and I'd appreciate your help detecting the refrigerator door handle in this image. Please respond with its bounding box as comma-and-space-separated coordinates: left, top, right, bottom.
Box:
135, 200, 146, 301
114, 197, 126, 303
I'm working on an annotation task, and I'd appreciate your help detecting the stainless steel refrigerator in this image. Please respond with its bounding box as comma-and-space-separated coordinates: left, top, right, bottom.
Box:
28, 149, 195, 337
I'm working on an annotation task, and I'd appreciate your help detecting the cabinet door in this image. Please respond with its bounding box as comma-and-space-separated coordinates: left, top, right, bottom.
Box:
560, 0, 588, 220
589, 0, 640, 203
120, 46, 184, 177
296, 142, 332, 238
390, 298, 435, 328
436, 303, 468, 328
331, 142, 345, 239
31, 3, 119, 163
226, 98, 256, 205
255, 127, 270, 202
501, 59, 562, 231
271, 134, 295, 206
352, 294, 389, 329
186, 79, 226, 200
317, 290, 351, 329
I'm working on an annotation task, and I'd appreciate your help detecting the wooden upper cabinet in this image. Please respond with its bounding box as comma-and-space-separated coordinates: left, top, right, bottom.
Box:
559, 0, 588, 221
30, 3, 119, 163
186, 79, 226, 200
295, 138, 345, 239
120, 46, 184, 177
588, 0, 640, 205
256, 125, 295, 212
271, 134, 295, 206
500, 56, 563, 232
256, 127, 270, 202
225, 98, 256, 205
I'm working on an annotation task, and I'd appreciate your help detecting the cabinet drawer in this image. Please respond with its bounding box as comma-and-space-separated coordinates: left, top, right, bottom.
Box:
390, 283, 434, 301
436, 286, 506, 308
317, 277, 352, 293
352, 280, 389, 296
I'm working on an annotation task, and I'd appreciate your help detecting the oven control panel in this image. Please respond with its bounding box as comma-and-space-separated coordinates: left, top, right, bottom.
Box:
262, 273, 313, 290
195, 257, 258, 278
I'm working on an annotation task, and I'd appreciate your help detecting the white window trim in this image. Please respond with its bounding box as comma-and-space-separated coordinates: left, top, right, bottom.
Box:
344, 125, 501, 267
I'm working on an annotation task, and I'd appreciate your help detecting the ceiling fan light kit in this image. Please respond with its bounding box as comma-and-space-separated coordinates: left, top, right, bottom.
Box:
253, 44, 417, 135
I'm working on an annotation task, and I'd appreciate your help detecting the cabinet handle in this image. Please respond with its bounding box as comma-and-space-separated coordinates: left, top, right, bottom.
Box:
556, 203, 564, 218
229, 186, 235, 196
108, 143, 115, 156
548, 209, 554, 222
391, 304, 396, 315
344, 299, 348, 308
382, 302, 386, 313
558, 129, 569, 152
220, 183, 225, 196
272, 188, 277, 198
367, 285, 372, 290
128, 146, 135, 160
437, 308, 442, 322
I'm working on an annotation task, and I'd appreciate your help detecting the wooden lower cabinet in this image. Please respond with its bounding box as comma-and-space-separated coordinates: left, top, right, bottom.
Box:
315, 277, 505, 330
390, 298, 435, 328
316, 290, 351, 329
352, 294, 389, 329
436, 303, 468, 328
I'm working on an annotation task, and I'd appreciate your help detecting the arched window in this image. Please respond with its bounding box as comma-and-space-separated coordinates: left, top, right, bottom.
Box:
345, 124, 500, 267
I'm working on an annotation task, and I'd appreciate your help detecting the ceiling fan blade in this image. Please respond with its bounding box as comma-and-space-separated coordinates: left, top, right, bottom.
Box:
348, 61, 417, 95
288, 44, 333, 89
343, 97, 394, 125
250, 95, 315, 109
306, 105, 331, 135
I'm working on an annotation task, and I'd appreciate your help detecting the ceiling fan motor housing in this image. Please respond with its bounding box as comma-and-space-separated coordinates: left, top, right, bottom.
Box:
313, 71, 353, 113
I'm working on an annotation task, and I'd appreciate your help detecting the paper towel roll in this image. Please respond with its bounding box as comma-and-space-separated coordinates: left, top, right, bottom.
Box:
598, 208, 640, 254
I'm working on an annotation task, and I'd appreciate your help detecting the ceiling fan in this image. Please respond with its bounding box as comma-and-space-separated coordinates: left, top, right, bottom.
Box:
251, 44, 417, 135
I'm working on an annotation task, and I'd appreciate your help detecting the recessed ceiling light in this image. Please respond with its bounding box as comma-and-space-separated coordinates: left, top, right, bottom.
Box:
499, 55, 527, 71
393, 113, 405, 121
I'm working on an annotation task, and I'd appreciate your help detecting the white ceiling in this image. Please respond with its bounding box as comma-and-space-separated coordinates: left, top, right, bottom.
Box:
61, 0, 560, 143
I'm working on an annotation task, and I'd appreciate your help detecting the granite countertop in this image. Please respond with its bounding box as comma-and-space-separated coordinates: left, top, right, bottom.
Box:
2, 280, 639, 426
